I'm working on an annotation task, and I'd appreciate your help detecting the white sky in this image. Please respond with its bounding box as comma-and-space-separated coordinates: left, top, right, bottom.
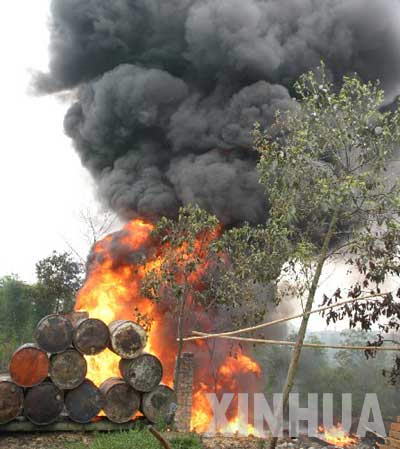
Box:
0, 1, 99, 282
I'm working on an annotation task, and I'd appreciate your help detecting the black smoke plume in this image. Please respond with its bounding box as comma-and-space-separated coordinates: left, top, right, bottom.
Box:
37, 0, 400, 224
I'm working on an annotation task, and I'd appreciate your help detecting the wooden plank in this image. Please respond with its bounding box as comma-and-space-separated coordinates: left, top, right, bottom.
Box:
387, 438, 400, 449
0, 417, 144, 433
392, 423, 400, 432
377, 444, 391, 449
390, 431, 400, 440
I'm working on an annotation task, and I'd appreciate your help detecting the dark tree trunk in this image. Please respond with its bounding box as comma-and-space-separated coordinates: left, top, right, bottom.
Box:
174, 290, 187, 397
269, 211, 338, 449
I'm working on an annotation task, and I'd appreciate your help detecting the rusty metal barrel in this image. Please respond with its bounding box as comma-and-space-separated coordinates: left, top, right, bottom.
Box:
109, 320, 147, 359
73, 318, 110, 355
24, 382, 64, 425
9, 343, 49, 387
49, 349, 87, 390
0, 375, 24, 424
141, 385, 177, 424
65, 379, 105, 423
119, 353, 163, 392
35, 314, 73, 353
99, 378, 141, 423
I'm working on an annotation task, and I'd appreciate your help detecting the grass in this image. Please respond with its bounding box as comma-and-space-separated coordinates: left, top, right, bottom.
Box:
169, 434, 203, 449
67, 429, 203, 449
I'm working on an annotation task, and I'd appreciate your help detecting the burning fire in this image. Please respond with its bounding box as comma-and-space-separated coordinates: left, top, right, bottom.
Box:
318, 424, 359, 447
75, 218, 263, 434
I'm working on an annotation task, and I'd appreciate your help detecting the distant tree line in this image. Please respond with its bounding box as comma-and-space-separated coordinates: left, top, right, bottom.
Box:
259, 330, 400, 421
0, 251, 83, 370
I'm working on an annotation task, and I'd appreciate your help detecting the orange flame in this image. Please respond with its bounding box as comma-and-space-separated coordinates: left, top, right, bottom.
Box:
191, 349, 262, 434
318, 424, 359, 447
75, 217, 263, 434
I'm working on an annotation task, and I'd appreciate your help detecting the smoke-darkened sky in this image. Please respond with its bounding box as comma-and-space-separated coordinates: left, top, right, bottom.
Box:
2, 0, 400, 330
37, 0, 400, 225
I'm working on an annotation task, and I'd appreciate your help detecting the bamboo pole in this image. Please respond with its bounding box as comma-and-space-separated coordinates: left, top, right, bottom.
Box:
183, 293, 392, 342
184, 334, 400, 351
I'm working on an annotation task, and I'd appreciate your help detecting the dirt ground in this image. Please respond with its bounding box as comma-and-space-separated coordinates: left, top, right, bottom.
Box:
0, 432, 268, 449
0, 432, 94, 449
202, 435, 267, 448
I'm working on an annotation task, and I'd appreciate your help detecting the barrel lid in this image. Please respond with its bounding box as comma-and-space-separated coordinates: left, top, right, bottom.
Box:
119, 353, 163, 392
49, 349, 87, 390
24, 382, 64, 426
142, 385, 177, 423
35, 314, 73, 353
109, 320, 147, 359
9, 345, 49, 387
73, 318, 110, 355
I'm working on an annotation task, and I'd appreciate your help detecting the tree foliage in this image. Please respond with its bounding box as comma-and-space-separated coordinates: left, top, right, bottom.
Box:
35, 251, 83, 314
252, 64, 400, 390
0, 252, 83, 370
141, 205, 276, 393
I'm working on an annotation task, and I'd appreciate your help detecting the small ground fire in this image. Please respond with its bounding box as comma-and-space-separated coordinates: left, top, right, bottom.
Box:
318, 424, 360, 447
75, 218, 263, 435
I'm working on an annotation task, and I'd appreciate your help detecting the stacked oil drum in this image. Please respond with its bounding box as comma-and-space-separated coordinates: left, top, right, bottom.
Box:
0, 313, 177, 426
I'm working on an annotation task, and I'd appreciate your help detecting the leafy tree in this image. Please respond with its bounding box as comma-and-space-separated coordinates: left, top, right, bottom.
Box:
0, 275, 37, 369
141, 205, 277, 394
252, 63, 400, 447
141, 205, 220, 393
0, 275, 36, 339
0, 253, 83, 370
34, 251, 83, 315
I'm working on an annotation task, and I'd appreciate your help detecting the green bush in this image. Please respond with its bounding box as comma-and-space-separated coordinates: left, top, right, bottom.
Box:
67, 429, 203, 449
169, 434, 202, 449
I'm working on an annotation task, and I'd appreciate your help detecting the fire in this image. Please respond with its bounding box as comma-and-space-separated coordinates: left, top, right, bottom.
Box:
220, 416, 264, 438
191, 383, 213, 432
191, 349, 262, 434
219, 353, 262, 380
318, 424, 359, 447
75, 217, 263, 434
75, 219, 168, 386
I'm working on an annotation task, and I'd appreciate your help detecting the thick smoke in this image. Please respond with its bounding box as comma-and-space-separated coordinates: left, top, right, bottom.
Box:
39, 0, 400, 224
